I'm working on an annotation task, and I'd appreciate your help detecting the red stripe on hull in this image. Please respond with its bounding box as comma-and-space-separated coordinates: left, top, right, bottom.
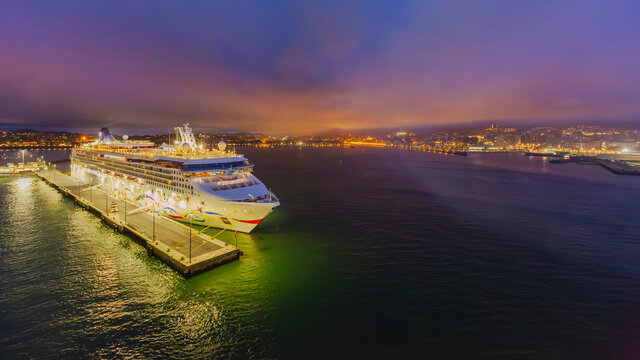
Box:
231, 218, 263, 224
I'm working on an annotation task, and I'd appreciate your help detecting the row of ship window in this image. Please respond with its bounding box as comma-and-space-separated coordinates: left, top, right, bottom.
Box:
77, 154, 254, 194
182, 161, 249, 171
210, 180, 259, 191
77, 152, 247, 179
75, 155, 193, 194
149, 179, 194, 194
78, 154, 178, 183
76, 153, 178, 180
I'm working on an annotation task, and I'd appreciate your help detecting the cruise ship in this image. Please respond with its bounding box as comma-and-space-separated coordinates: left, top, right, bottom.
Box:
70, 124, 279, 233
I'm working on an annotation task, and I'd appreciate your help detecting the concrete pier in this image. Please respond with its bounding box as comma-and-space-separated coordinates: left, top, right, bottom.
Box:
37, 169, 240, 277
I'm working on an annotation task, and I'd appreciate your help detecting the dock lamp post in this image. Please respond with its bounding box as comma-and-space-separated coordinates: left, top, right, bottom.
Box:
152, 204, 156, 242
189, 213, 192, 263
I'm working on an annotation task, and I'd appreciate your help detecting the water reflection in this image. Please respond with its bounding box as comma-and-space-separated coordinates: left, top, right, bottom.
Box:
2, 149, 640, 358
6, 177, 36, 227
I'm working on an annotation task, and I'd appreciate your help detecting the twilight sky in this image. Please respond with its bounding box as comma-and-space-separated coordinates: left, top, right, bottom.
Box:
1, 0, 640, 134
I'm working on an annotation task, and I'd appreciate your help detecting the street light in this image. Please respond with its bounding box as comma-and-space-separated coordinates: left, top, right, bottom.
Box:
189, 213, 192, 263
152, 203, 156, 242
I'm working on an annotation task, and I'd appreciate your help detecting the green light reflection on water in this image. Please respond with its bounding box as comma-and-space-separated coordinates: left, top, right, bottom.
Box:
0, 176, 338, 358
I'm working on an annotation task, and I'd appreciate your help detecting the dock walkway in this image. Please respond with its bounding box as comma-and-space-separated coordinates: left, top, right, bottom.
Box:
37, 169, 240, 277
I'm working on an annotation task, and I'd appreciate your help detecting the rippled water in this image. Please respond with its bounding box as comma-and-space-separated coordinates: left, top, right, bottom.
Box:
2, 148, 640, 359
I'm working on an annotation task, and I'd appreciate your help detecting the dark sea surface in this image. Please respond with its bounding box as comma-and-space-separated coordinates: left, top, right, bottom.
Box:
1, 147, 640, 359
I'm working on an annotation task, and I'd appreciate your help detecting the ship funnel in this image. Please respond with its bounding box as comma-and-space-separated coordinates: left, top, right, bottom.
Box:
99, 128, 114, 142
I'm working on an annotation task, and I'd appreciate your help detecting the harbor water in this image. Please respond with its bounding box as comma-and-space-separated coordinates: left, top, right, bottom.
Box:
2, 148, 640, 358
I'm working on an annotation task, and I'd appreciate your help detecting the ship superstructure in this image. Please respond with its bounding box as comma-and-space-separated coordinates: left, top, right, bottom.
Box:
70, 124, 279, 233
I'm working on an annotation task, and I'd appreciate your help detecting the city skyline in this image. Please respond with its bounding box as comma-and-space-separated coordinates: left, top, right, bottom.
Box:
2, 1, 640, 134
3, 122, 640, 152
